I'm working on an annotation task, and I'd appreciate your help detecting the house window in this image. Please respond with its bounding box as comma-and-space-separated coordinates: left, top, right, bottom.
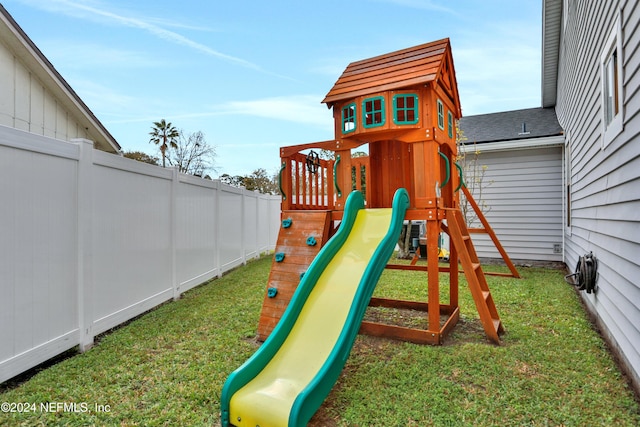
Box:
601, 14, 623, 147
447, 111, 453, 138
437, 99, 445, 130
342, 103, 356, 133
565, 137, 572, 230
393, 94, 418, 124
604, 51, 619, 124
363, 96, 385, 128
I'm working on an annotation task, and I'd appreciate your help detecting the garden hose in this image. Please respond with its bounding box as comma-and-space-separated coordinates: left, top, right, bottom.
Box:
564, 252, 598, 294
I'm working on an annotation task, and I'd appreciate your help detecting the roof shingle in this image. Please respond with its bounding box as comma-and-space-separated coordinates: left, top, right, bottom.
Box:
322, 38, 453, 106
459, 107, 563, 143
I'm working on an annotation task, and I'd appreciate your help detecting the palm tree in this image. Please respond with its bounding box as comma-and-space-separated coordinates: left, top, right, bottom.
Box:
149, 119, 179, 167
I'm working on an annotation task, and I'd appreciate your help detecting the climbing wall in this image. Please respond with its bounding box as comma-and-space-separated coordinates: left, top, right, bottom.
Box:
256, 211, 332, 341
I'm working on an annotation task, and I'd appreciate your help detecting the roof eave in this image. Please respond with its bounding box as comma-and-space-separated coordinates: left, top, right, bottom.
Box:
541, 0, 562, 108
460, 134, 565, 153
0, 5, 121, 153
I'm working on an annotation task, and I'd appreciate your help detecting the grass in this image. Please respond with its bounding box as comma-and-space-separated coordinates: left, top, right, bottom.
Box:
1, 256, 639, 426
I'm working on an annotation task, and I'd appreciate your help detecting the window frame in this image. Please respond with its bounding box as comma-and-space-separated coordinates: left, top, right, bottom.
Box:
564, 132, 572, 233
341, 103, 357, 134
601, 13, 623, 148
437, 99, 445, 130
362, 96, 386, 128
392, 93, 419, 125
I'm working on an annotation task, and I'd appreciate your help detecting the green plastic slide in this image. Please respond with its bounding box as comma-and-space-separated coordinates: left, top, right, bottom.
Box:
221, 188, 409, 427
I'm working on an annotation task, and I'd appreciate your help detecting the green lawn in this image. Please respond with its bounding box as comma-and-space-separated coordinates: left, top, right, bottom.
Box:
1, 256, 639, 426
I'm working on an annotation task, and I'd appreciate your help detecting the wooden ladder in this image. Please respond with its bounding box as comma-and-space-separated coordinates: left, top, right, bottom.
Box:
446, 208, 504, 344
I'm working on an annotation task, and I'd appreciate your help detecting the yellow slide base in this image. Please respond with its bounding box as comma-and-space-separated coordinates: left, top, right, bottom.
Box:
229, 208, 393, 427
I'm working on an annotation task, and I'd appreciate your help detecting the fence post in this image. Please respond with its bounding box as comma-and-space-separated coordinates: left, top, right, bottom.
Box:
255, 191, 260, 258
73, 139, 94, 352
241, 187, 247, 266
171, 167, 179, 301
214, 180, 222, 278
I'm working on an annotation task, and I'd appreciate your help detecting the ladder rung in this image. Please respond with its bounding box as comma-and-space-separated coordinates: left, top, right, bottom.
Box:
482, 291, 490, 301
472, 263, 481, 271
492, 318, 502, 332
462, 235, 471, 241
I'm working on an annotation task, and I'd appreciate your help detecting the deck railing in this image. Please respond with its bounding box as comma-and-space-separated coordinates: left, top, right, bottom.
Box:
280, 151, 335, 210
279, 142, 371, 211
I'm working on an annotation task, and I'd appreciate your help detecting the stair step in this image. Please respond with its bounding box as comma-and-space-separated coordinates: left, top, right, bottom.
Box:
446, 207, 503, 344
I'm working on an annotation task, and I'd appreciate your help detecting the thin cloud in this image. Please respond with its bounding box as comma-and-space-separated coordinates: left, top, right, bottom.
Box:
18, 0, 261, 70
103, 95, 333, 129
223, 95, 333, 129
373, 0, 458, 15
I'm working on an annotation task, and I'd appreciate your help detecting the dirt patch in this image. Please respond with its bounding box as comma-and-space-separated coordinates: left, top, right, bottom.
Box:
362, 306, 431, 330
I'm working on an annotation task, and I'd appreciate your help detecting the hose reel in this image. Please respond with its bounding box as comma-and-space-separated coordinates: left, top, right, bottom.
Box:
564, 252, 598, 294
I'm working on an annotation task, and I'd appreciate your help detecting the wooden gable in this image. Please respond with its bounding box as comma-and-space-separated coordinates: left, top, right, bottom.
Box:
322, 38, 461, 117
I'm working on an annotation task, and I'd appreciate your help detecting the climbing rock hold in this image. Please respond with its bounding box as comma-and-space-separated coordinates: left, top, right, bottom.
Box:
275, 252, 285, 262
282, 218, 292, 228
306, 236, 317, 246
267, 287, 278, 298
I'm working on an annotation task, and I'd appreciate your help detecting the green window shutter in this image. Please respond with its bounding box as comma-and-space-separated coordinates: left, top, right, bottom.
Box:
447, 111, 453, 138
393, 94, 419, 125
437, 99, 445, 130
342, 103, 356, 134
362, 96, 385, 128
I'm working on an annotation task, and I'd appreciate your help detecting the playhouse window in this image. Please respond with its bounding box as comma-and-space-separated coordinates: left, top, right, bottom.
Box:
437, 99, 445, 130
363, 97, 385, 128
342, 103, 356, 133
393, 94, 419, 124
448, 111, 453, 138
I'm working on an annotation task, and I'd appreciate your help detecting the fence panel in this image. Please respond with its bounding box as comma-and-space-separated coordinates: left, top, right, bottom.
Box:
0, 127, 80, 382
218, 185, 245, 272
243, 191, 259, 260
0, 128, 280, 384
91, 151, 174, 336
176, 175, 220, 293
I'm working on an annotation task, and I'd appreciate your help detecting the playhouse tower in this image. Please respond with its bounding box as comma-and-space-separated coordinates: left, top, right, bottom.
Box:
257, 38, 517, 345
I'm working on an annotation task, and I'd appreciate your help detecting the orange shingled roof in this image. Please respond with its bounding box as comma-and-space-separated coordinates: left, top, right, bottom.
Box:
322, 38, 459, 115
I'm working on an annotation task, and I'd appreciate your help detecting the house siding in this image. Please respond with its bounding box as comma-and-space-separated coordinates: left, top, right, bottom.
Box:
0, 39, 92, 142
556, 0, 640, 387
465, 146, 564, 262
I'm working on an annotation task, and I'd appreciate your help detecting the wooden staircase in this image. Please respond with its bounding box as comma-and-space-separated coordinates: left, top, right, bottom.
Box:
446, 208, 504, 344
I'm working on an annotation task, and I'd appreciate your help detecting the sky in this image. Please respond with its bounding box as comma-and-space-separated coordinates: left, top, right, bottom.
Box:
2, 0, 542, 178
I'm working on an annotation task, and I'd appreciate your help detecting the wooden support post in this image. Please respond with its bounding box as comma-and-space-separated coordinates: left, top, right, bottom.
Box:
426, 218, 440, 340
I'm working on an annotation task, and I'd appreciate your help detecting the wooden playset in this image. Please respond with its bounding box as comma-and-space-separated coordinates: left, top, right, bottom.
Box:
257, 38, 519, 345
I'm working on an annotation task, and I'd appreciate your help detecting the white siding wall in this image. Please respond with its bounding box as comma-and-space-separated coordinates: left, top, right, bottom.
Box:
556, 0, 640, 388
0, 125, 281, 383
0, 40, 94, 143
464, 146, 564, 262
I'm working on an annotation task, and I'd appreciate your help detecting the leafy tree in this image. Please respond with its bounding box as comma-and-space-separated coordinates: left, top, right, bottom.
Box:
456, 122, 493, 227
243, 168, 279, 194
220, 174, 245, 187
220, 169, 279, 194
166, 130, 216, 178
123, 151, 159, 165
149, 119, 179, 167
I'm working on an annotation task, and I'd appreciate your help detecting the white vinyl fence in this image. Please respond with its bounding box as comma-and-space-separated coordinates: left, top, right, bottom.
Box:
0, 125, 281, 384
